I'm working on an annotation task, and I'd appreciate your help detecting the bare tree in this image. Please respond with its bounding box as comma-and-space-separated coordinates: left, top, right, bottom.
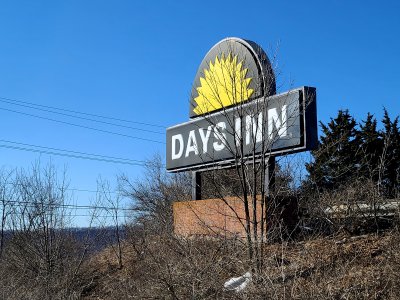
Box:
119, 154, 191, 233
182, 41, 314, 272
0, 168, 15, 259
95, 177, 125, 269
0, 162, 93, 299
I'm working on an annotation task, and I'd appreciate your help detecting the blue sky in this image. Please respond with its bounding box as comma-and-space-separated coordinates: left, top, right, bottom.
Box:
1, 1, 399, 226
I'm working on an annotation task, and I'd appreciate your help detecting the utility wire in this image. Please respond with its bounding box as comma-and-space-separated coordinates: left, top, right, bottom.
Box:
3, 199, 134, 211
0, 107, 165, 144
68, 214, 128, 218
0, 143, 146, 166
0, 139, 147, 164
4, 211, 128, 219
0, 98, 164, 134
67, 187, 118, 194
0, 139, 166, 167
0, 96, 166, 128
4, 183, 119, 195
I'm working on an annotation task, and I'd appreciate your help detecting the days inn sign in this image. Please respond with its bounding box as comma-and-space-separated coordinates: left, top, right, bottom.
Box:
166, 37, 317, 172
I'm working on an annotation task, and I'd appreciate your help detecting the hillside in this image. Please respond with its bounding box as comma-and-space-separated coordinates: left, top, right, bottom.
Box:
82, 230, 400, 299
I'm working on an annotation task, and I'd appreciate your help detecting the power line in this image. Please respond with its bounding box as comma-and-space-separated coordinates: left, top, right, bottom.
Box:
0, 139, 147, 164
67, 187, 118, 194
4, 212, 128, 219
69, 214, 128, 218
0, 96, 166, 129
0, 139, 165, 167
0, 98, 164, 135
1, 201, 133, 221
0, 107, 165, 144
2, 199, 134, 212
4, 183, 120, 195
0, 143, 147, 166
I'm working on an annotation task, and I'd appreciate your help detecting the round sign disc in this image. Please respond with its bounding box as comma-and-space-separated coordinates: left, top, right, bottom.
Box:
190, 37, 276, 118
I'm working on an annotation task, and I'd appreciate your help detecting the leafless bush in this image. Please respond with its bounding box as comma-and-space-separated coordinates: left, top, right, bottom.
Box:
0, 163, 95, 300
300, 177, 397, 236
0, 167, 15, 259
93, 177, 126, 269
79, 224, 400, 299
118, 154, 191, 234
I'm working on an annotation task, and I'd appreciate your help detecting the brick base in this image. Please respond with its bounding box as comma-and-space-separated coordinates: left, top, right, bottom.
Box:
173, 197, 263, 238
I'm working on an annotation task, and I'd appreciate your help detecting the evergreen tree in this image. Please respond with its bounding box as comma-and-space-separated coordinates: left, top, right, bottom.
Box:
306, 109, 359, 190
357, 113, 382, 182
380, 109, 400, 197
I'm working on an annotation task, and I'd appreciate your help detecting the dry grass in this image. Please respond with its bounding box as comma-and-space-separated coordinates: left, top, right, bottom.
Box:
1, 227, 400, 299
78, 230, 400, 299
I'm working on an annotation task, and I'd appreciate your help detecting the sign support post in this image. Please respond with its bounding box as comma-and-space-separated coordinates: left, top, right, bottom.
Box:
192, 171, 202, 200
265, 156, 276, 197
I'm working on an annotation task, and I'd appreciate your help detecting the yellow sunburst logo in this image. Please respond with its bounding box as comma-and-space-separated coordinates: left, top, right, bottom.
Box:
193, 53, 254, 115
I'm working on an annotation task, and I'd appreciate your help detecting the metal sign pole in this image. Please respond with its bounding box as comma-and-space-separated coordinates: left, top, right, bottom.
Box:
265, 156, 276, 197
192, 171, 202, 200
